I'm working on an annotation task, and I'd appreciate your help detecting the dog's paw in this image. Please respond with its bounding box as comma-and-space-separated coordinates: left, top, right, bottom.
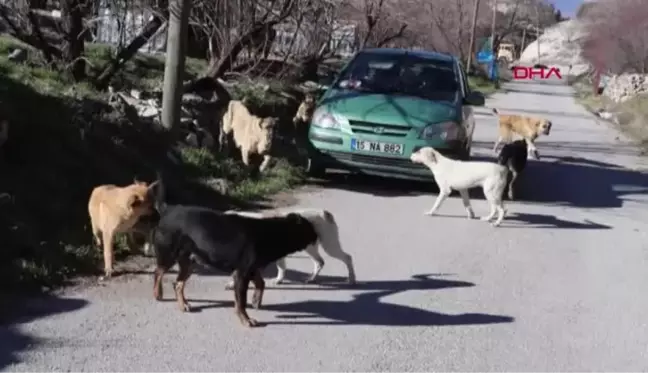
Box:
423, 210, 436, 216
244, 317, 259, 328
480, 216, 493, 221
99, 272, 112, 281
347, 277, 357, 285
303, 276, 318, 284
224, 281, 235, 290
272, 278, 286, 286
180, 302, 192, 312
251, 294, 262, 309
153, 289, 163, 301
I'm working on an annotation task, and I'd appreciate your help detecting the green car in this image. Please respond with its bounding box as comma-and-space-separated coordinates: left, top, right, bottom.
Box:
306, 48, 486, 181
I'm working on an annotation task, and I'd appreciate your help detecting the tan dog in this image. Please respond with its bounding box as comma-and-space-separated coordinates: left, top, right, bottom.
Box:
292, 93, 316, 126
220, 100, 278, 172
291, 93, 316, 147
491, 108, 552, 159
88, 179, 158, 278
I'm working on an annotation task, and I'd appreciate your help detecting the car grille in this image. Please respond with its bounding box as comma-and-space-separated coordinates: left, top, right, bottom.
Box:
348, 120, 412, 138
324, 151, 428, 170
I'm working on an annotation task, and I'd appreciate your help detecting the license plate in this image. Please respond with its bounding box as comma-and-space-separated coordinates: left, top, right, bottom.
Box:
351, 139, 405, 155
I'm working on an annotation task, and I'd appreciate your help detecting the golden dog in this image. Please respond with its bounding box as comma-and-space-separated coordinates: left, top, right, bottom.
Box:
491, 108, 552, 159
88, 179, 158, 278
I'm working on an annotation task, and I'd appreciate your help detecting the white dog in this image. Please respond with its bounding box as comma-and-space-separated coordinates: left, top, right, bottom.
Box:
410, 147, 508, 226
223, 208, 356, 287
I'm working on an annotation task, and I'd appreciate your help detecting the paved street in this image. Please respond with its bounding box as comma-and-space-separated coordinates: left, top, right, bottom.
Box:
3, 80, 648, 371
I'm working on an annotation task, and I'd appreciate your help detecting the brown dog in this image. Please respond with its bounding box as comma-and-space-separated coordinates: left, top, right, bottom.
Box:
491, 108, 552, 159
88, 179, 158, 278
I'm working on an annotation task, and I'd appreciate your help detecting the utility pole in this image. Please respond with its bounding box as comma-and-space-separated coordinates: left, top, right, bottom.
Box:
535, 6, 541, 63
466, 0, 481, 74
490, 0, 499, 87
161, 0, 192, 131
490, 0, 497, 53
520, 26, 526, 57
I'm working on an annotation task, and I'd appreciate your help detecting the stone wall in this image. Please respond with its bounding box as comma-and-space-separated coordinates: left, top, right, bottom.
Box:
602, 74, 648, 103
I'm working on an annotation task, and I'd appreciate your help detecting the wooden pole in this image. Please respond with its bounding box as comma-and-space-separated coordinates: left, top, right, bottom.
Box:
490, 0, 497, 52
466, 0, 481, 74
161, 0, 192, 131
520, 27, 526, 58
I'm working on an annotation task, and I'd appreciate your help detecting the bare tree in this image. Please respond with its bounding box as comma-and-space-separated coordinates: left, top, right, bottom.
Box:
580, 0, 648, 74
188, 0, 296, 82
0, 0, 95, 80
94, 0, 170, 89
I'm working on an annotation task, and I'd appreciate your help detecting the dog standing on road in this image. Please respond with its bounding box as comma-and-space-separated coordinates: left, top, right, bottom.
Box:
224, 208, 356, 287
410, 147, 508, 226
491, 108, 552, 159
497, 139, 528, 200
149, 177, 328, 327
88, 179, 158, 278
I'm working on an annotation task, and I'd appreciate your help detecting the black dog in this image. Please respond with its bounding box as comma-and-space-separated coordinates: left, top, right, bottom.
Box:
149, 178, 319, 327
497, 139, 528, 200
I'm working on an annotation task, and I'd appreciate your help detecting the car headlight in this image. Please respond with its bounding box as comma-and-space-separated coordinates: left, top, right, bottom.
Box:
419, 121, 464, 141
311, 107, 347, 130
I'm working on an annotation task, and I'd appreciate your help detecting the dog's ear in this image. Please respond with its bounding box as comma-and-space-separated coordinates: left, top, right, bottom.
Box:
133, 177, 147, 186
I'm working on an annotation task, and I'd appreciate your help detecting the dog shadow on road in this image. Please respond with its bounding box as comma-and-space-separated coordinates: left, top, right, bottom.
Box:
518, 155, 648, 209
499, 212, 612, 229
251, 273, 515, 327
0, 295, 88, 370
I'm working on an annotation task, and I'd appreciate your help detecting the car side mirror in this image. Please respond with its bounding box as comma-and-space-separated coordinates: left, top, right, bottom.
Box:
464, 91, 485, 106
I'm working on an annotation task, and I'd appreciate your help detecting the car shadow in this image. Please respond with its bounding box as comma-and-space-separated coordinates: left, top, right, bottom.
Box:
0, 295, 89, 370
252, 274, 515, 327
308, 172, 435, 197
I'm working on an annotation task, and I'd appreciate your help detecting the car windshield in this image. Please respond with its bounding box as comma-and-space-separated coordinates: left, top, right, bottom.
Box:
334, 51, 460, 102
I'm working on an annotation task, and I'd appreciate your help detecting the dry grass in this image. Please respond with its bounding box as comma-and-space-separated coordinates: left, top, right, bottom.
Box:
574, 82, 648, 148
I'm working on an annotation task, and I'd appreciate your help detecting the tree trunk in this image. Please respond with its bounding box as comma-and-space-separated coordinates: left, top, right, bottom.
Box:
94, 14, 168, 90
60, 0, 86, 81
161, 0, 191, 131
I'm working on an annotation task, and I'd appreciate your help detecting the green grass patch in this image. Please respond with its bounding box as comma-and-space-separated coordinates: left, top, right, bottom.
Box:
0, 35, 305, 293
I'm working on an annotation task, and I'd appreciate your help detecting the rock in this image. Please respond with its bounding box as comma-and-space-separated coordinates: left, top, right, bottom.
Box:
602, 74, 648, 103
519, 20, 591, 78
201, 177, 229, 195
7, 48, 27, 63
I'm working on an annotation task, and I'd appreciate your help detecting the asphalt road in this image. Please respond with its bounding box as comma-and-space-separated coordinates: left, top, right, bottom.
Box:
4, 80, 648, 371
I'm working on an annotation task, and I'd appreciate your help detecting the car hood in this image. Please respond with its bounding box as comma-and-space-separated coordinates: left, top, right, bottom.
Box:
320, 89, 459, 127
